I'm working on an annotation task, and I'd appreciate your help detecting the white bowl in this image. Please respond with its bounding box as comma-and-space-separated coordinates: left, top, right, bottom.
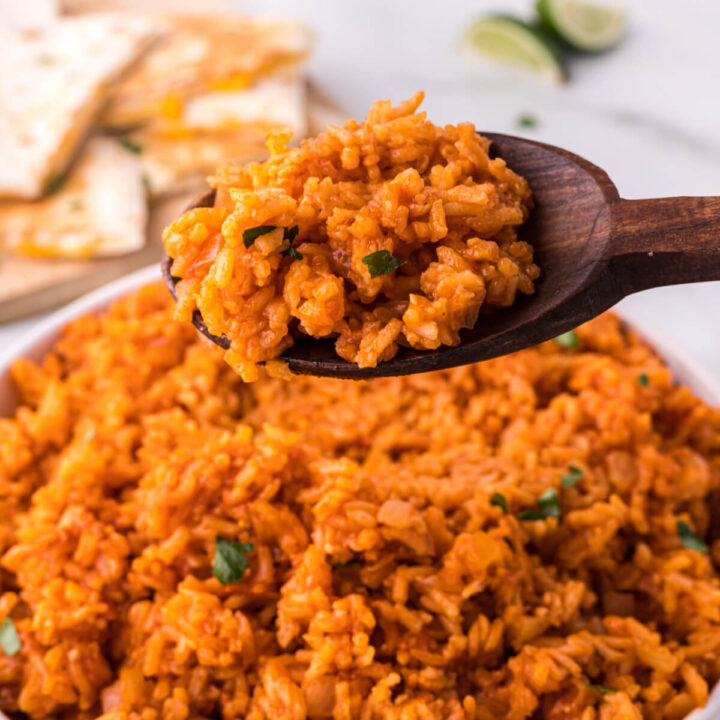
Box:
1, 265, 719, 719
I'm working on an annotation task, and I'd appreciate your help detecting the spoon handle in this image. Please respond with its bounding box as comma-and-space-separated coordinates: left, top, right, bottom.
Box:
608, 196, 720, 293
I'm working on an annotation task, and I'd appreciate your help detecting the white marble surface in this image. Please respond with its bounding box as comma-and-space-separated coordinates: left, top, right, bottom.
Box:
2, 0, 719, 379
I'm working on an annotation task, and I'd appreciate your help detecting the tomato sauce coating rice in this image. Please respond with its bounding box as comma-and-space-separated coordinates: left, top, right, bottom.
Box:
163, 92, 537, 380
2, 284, 720, 719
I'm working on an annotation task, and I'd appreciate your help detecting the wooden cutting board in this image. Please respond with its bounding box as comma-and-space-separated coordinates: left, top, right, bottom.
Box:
0, 84, 346, 323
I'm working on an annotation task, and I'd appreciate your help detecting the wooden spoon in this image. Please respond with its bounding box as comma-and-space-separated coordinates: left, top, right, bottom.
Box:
162, 132, 720, 379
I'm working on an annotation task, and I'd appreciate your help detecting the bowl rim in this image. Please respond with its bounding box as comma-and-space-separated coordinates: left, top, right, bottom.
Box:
0, 264, 719, 720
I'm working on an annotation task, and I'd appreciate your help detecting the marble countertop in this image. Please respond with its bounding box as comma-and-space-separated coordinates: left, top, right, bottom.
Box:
3, 0, 719, 380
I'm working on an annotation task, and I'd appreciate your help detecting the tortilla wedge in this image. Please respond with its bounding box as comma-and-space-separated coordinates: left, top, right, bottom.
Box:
134, 73, 307, 196
101, 14, 310, 128
0, 137, 147, 258
0, 13, 162, 200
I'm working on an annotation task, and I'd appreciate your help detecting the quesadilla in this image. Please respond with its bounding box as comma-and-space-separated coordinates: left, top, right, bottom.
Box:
101, 14, 310, 128
0, 136, 147, 258
0, 12, 162, 200
134, 73, 307, 196
0, 0, 60, 31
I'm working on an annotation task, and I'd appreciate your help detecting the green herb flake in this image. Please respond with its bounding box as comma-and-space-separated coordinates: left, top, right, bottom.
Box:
517, 113, 539, 129
519, 488, 560, 521
554, 330, 579, 350
141, 173, 152, 193
69, 199, 84, 211
213, 537, 254, 584
45, 173, 67, 196
677, 520, 709, 554
0, 619, 21, 657
118, 137, 143, 155
362, 250, 406, 279
537, 488, 560, 517
331, 559, 357, 571
243, 225, 276, 249
586, 684, 617, 695
490, 492, 508, 514
561, 465, 584, 488
637, 373, 649, 387
285, 247, 304, 260
282, 226, 302, 259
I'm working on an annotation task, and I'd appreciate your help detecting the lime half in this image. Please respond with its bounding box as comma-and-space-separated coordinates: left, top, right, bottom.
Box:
463, 15, 567, 84
536, 0, 626, 52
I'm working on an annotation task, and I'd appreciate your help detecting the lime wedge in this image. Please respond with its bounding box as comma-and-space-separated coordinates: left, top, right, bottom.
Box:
536, 0, 626, 52
463, 15, 568, 84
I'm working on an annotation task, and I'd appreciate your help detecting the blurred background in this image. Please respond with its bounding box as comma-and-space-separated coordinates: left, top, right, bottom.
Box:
1, 0, 718, 377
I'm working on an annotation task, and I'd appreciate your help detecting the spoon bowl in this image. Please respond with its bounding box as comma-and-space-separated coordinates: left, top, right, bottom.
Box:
163, 133, 720, 378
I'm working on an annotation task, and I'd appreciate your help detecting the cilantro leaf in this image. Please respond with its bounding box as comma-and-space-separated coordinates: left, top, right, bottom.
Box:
562, 465, 584, 488
285, 247, 304, 260
537, 488, 560, 518
362, 250, 406, 279
586, 684, 617, 695
517, 113, 539, 129
554, 331, 579, 350
213, 537, 254, 584
331, 559, 357, 570
243, 225, 276, 248
45, 173, 66, 196
518, 488, 560, 520
677, 520, 709, 554
118, 138, 143, 155
490, 492, 508, 514
282, 226, 302, 259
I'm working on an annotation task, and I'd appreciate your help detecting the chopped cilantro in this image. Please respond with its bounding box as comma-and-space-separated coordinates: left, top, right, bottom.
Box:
213, 537, 254, 584
118, 138, 143, 154
490, 492, 508, 514
561, 465, 584, 488
554, 330, 579, 350
637, 373, 649, 387
282, 226, 302, 259
285, 247, 304, 260
518, 488, 560, 521
362, 250, 406, 279
677, 520, 709, 554
141, 173, 152, 193
45, 173, 66, 196
517, 113, 539, 129
331, 559, 357, 570
243, 225, 276, 248
586, 684, 617, 695
537, 488, 561, 517
0, 619, 21, 657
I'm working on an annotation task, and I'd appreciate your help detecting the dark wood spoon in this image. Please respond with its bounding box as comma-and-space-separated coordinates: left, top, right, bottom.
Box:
162, 132, 720, 379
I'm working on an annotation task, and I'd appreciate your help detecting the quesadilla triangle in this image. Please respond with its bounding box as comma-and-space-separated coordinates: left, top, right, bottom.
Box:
0, 137, 148, 258
100, 14, 310, 128
0, 12, 163, 200
137, 74, 307, 197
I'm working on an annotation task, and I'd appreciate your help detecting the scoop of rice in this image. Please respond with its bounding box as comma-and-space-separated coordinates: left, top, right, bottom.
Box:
163, 92, 537, 380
